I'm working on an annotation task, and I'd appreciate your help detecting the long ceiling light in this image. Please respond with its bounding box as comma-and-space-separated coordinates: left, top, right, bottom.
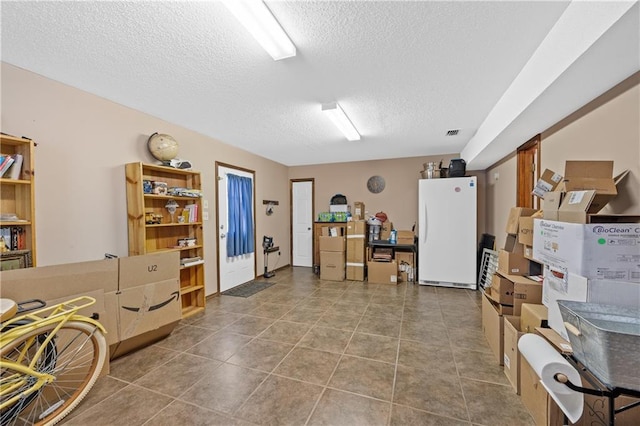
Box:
221, 0, 296, 61
321, 102, 361, 141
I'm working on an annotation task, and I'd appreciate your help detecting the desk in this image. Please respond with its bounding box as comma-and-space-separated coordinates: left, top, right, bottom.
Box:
368, 239, 418, 281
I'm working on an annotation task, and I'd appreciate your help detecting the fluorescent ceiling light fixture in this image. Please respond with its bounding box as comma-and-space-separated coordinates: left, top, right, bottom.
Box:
321, 102, 361, 141
221, 0, 296, 61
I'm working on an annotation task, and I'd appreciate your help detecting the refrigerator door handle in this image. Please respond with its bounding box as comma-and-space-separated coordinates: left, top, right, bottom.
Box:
422, 203, 428, 244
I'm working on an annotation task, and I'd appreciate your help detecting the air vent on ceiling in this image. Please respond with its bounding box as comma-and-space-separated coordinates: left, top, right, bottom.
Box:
446, 129, 460, 136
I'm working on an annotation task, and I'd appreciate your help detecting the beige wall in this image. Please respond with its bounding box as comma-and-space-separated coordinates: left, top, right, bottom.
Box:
484, 155, 517, 250
0, 63, 290, 296
289, 156, 488, 242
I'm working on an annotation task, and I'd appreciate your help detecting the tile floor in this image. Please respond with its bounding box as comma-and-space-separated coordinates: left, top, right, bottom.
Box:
62, 267, 535, 426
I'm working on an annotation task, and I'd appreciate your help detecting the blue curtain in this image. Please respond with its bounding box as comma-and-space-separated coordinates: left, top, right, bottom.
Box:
227, 173, 255, 257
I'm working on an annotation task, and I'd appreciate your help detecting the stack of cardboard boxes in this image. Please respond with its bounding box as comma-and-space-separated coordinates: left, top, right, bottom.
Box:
498, 161, 639, 426
482, 207, 544, 377
346, 220, 367, 281
1, 251, 182, 366
531, 161, 637, 339
319, 230, 346, 281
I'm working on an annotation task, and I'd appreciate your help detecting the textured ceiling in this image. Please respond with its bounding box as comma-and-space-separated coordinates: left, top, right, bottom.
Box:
2, 1, 638, 168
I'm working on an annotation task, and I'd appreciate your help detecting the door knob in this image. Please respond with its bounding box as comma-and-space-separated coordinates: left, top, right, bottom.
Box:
220, 233, 226, 239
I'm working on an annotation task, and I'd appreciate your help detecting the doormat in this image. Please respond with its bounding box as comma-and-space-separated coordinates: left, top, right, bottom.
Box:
221, 281, 275, 298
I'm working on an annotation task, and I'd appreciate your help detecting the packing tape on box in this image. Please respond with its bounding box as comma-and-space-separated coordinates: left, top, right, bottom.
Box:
518, 333, 583, 423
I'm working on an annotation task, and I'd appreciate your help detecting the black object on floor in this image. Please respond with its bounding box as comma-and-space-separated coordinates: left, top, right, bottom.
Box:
221, 281, 275, 298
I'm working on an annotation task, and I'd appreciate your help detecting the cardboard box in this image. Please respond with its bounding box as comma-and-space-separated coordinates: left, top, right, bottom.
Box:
396, 230, 415, 245
503, 315, 524, 394
109, 323, 177, 360
319, 236, 346, 252
320, 251, 345, 281
119, 251, 180, 289
543, 191, 564, 221
117, 278, 181, 341
346, 220, 366, 236
533, 219, 640, 282
505, 207, 536, 234
486, 273, 514, 305
346, 264, 365, 281
482, 292, 504, 365
532, 168, 563, 199
503, 233, 524, 254
0, 253, 183, 361
395, 252, 414, 268
518, 216, 535, 246
488, 272, 542, 315
0, 258, 119, 298
542, 266, 640, 340
395, 251, 415, 282
367, 261, 397, 284
353, 202, 365, 220
520, 303, 548, 333
0, 258, 120, 354
346, 237, 366, 263
0, 255, 179, 370
380, 221, 393, 240
556, 190, 597, 223
523, 245, 534, 261
498, 249, 541, 277
562, 161, 628, 214
520, 357, 563, 426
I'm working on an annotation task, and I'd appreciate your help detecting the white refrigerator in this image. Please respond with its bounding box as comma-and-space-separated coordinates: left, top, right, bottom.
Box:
418, 176, 477, 289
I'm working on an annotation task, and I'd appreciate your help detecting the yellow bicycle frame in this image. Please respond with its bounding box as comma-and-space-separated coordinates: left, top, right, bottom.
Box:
0, 296, 106, 410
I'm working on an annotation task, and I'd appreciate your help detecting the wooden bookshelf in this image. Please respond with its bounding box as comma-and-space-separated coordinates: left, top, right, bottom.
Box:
0, 135, 36, 268
125, 162, 205, 318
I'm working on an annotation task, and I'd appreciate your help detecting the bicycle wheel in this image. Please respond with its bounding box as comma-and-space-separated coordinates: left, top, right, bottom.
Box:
0, 321, 107, 426
0, 321, 58, 425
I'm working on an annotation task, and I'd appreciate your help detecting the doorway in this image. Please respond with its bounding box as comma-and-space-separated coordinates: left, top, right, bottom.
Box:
215, 162, 256, 293
290, 179, 314, 267
517, 134, 541, 209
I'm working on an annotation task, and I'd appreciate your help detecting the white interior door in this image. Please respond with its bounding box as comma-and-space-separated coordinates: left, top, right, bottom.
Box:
217, 165, 255, 292
292, 180, 313, 267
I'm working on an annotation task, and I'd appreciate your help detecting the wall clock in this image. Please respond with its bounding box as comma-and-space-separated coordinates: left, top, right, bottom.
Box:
367, 175, 386, 194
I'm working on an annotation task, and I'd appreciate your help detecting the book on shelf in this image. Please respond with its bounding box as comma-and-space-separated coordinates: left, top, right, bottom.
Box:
0, 155, 15, 177
180, 256, 203, 268
183, 203, 198, 223
0, 226, 26, 250
7, 154, 23, 180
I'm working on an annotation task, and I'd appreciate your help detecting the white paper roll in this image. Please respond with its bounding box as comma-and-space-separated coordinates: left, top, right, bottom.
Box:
518, 333, 583, 423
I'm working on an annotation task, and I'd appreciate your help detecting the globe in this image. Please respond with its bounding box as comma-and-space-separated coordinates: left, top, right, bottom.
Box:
147, 133, 179, 162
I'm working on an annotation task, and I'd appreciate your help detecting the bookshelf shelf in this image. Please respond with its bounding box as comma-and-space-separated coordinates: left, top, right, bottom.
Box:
0, 135, 36, 267
0, 178, 31, 185
125, 162, 206, 318
145, 222, 202, 228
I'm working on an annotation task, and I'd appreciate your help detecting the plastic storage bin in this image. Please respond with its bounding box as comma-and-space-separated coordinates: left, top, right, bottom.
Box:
558, 300, 640, 391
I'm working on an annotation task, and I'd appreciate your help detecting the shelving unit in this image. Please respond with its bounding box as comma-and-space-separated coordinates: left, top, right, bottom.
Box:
0, 134, 36, 268
125, 162, 205, 318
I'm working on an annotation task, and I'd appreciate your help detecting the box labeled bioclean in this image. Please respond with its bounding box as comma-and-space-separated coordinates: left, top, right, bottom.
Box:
533, 219, 640, 282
